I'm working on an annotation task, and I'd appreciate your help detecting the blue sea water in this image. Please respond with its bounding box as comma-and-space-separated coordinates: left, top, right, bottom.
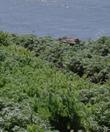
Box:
0, 0, 110, 39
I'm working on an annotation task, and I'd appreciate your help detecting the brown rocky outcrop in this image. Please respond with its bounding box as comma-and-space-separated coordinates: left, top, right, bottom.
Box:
58, 36, 80, 46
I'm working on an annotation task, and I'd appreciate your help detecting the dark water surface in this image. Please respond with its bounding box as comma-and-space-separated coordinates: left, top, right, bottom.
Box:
0, 0, 110, 39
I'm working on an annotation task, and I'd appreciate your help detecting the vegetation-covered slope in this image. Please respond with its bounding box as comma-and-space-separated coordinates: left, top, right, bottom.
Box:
8, 33, 110, 84
0, 32, 110, 132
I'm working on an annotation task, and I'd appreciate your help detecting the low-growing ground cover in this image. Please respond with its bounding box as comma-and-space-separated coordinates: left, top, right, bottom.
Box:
0, 32, 110, 132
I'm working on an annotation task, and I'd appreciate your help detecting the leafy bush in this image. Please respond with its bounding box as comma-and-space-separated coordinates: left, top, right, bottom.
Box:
0, 45, 87, 132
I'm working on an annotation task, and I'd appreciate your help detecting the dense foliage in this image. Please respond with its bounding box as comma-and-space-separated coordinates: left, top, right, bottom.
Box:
0, 32, 110, 132
8, 33, 110, 84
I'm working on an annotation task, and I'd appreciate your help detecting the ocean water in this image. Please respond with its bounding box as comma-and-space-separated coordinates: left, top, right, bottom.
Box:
0, 0, 110, 39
